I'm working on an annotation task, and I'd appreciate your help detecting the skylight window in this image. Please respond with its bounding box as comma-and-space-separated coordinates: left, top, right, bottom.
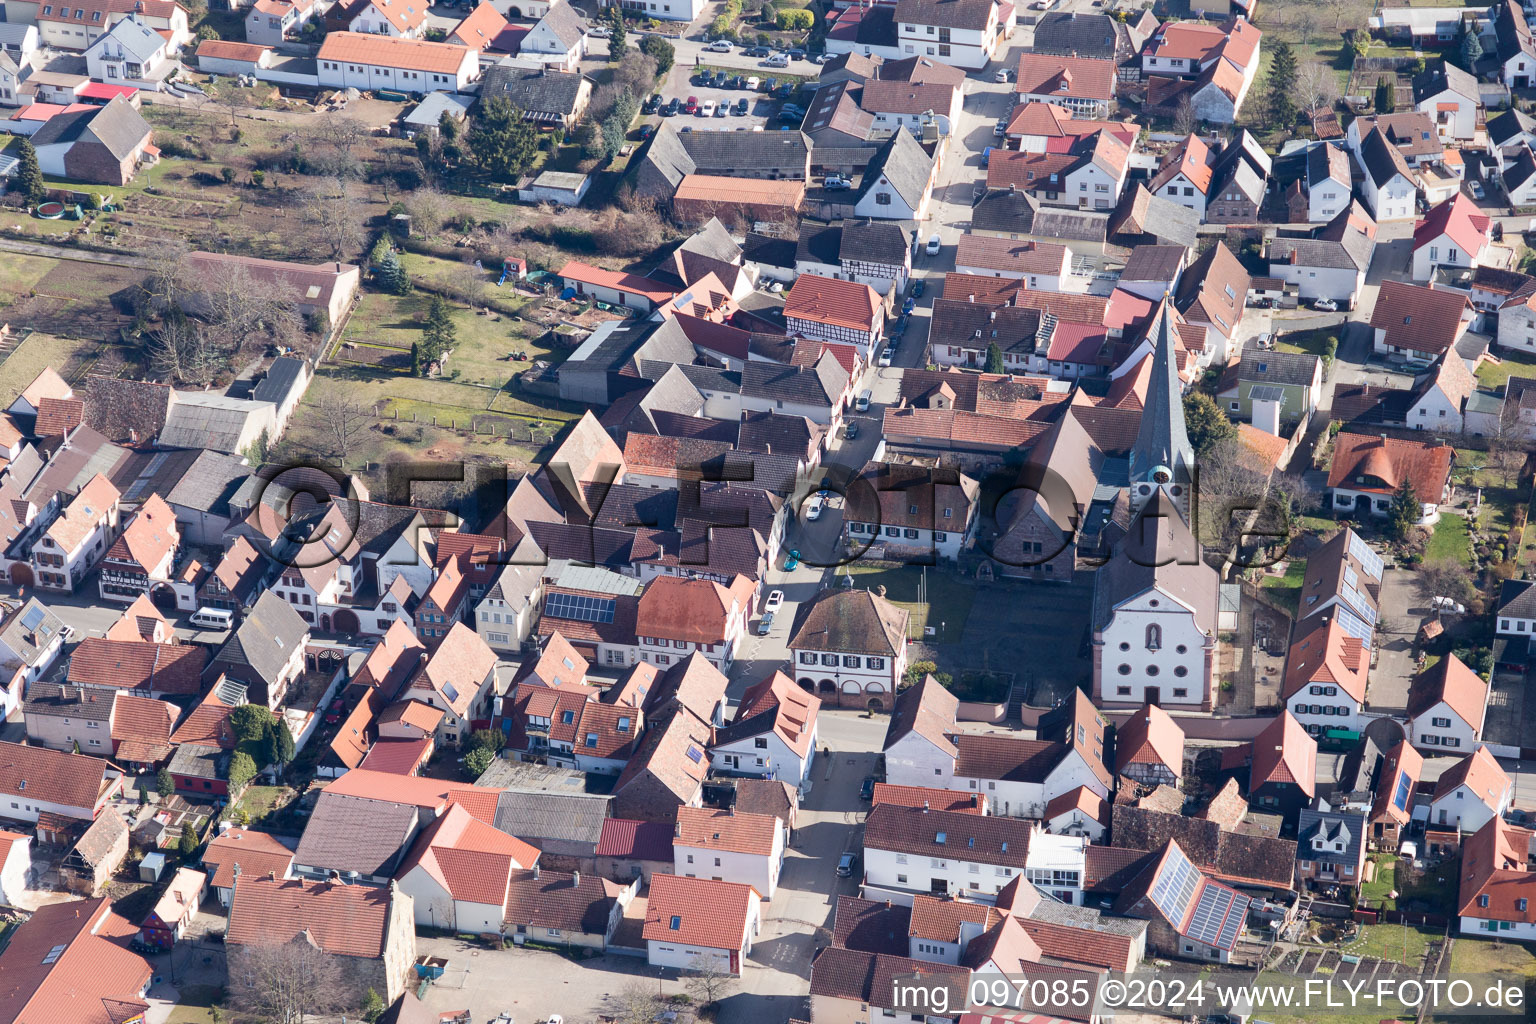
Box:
669, 915, 681, 929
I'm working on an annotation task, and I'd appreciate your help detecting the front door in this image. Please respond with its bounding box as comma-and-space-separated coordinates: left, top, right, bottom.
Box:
1146, 686, 1161, 706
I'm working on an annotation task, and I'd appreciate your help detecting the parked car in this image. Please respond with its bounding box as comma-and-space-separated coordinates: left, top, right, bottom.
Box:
641, 94, 659, 114
823, 175, 852, 190
903, 296, 916, 314
746, 75, 761, 90
813, 52, 833, 63
663, 97, 680, 116
926, 233, 941, 255
912, 279, 924, 297
773, 84, 793, 98
761, 77, 778, 92
856, 388, 872, 412
995, 68, 1013, 82
805, 495, 825, 521
859, 777, 877, 800
729, 75, 745, 89
844, 420, 859, 439
705, 39, 732, 52
757, 611, 774, 635
765, 54, 790, 67
684, 95, 699, 113
1470, 180, 1486, 199
784, 47, 805, 59
1313, 297, 1339, 312
743, 45, 772, 56
994, 119, 1007, 137
733, 97, 750, 115
699, 99, 714, 117
587, 24, 611, 36
878, 347, 893, 367
980, 145, 993, 168
714, 101, 728, 117
836, 852, 859, 877
784, 549, 801, 571
638, 123, 655, 139
764, 590, 784, 613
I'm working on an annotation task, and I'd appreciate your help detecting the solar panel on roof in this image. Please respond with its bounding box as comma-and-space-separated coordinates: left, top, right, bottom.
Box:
545, 592, 617, 623
20, 605, 44, 631
1149, 845, 1201, 924
1393, 770, 1412, 811
1347, 531, 1384, 580
1248, 385, 1286, 403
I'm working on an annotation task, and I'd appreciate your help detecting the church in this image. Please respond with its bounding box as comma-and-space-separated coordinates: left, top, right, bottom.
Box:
1089, 299, 1220, 712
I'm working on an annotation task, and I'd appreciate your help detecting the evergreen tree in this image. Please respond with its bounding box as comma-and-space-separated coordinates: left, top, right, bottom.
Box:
606, 3, 626, 61
178, 825, 198, 857
640, 35, 675, 77
411, 341, 422, 377
361, 990, 386, 1023
464, 746, 494, 779
156, 768, 175, 797
265, 721, 296, 767
227, 750, 257, 792
466, 97, 539, 182
375, 249, 410, 295
1376, 76, 1396, 113
13, 138, 44, 205
1182, 390, 1236, 458
419, 295, 457, 374
1266, 41, 1298, 128
1388, 480, 1420, 540
1460, 26, 1483, 70
984, 343, 1005, 374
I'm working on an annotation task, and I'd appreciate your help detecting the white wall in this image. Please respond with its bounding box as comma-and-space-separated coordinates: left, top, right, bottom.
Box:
863, 844, 1024, 903
1098, 591, 1211, 709
884, 733, 954, 788
711, 728, 816, 790
1286, 688, 1362, 735
675, 830, 783, 899
1461, 914, 1536, 939
1429, 782, 1509, 832
1270, 263, 1363, 304
1409, 700, 1480, 750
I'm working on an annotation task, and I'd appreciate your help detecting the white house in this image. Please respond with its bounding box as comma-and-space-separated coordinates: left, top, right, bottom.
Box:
1041, 787, 1108, 843
1266, 201, 1376, 308
946, 695, 1112, 819
1407, 653, 1488, 752
1326, 431, 1455, 525
862, 803, 1039, 905
1304, 143, 1353, 223
1413, 62, 1479, 142
84, 15, 173, 85
31, 474, 121, 593
709, 671, 820, 792
615, 0, 703, 21
1353, 128, 1419, 222
473, 562, 542, 654
518, 0, 585, 71
0, 599, 67, 720
337, 0, 426, 37
843, 463, 981, 563
396, 804, 540, 932
1412, 194, 1492, 282
1495, 0, 1536, 91
881, 675, 958, 787
1457, 816, 1536, 940
0, 740, 117, 824
1427, 746, 1512, 833
1282, 615, 1367, 736
673, 806, 785, 900
852, 129, 936, 223
1503, 146, 1536, 207
788, 588, 909, 712
0, 831, 29, 906
316, 33, 479, 94
894, 0, 1007, 70
1405, 352, 1476, 434
644, 874, 761, 974
955, 235, 1072, 291
1148, 134, 1214, 221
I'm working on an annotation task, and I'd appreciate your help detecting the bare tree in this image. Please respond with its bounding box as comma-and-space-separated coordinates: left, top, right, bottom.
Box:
313, 390, 370, 466
403, 186, 451, 237
1487, 397, 1532, 487
1296, 7, 1317, 44
1173, 95, 1197, 136
1194, 437, 1269, 553
303, 177, 366, 261
610, 984, 667, 1024
684, 953, 733, 1007
1298, 61, 1340, 122
454, 260, 487, 309
1417, 557, 1475, 604
140, 238, 194, 315
228, 938, 345, 1024
147, 310, 227, 387
217, 85, 250, 134
201, 262, 303, 346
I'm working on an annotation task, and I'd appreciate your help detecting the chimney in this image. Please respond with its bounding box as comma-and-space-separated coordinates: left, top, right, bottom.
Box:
533, 863, 541, 879
572, 869, 581, 887
989, 310, 996, 322
923, 800, 929, 811
885, 899, 892, 909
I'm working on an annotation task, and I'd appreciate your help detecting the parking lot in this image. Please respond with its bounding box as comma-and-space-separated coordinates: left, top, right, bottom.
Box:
646, 68, 806, 133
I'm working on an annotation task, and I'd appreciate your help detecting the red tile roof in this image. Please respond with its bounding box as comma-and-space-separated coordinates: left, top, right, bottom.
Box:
1458, 816, 1536, 922
1432, 745, 1510, 805
557, 261, 677, 305
595, 817, 675, 860
0, 740, 111, 814
1327, 432, 1455, 500
67, 637, 206, 695
1413, 193, 1491, 257
643, 873, 759, 950
450, 0, 508, 45
1149, 134, 1212, 195
1015, 53, 1115, 101
727, 670, 819, 759
1368, 281, 1469, 355
1369, 740, 1422, 827
227, 876, 397, 958
1146, 18, 1260, 70
398, 803, 538, 905
1407, 651, 1488, 732
1247, 710, 1317, 799
110, 692, 176, 761
316, 32, 467, 74
635, 574, 752, 645
103, 494, 178, 572
33, 395, 84, 437
1043, 784, 1109, 824
674, 805, 780, 856
201, 827, 296, 890
1283, 616, 1368, 704
0, 897, 150, 1024
1113, 702, 1184, 776
784, 274, 881, 333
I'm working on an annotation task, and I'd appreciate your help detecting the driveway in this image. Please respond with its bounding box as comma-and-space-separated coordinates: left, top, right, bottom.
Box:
1365, 568, 1425, 713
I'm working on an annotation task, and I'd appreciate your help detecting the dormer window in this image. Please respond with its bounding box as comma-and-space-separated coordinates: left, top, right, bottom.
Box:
1479, 894, 1490, 908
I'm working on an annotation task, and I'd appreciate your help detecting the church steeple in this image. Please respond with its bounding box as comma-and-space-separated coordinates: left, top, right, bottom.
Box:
1129, 297, 1195, 520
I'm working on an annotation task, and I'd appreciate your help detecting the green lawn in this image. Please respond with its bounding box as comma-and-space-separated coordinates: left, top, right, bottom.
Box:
0, 330, 104, 402
233, 784, 293, 824
1344, 923, 1442, 964
1425, 513, 1472, 565
844, 563, 975, 643
1360, 853, 1459, 914
1275, 327, 1338, 360
1260, 557, 1307, 614
1449, 936, 1536, 976
1476, 347, 1536, 390
165, 984, 223, 1024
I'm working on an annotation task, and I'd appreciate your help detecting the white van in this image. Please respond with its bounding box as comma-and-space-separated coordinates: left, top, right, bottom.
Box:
856, 389, 872, 412
190, 607, 234, 630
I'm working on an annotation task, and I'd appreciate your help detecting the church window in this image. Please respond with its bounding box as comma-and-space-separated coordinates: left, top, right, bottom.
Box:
1146, 625, 1161, 650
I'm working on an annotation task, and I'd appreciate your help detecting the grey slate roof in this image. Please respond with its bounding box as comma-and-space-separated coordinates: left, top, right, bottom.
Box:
1031, 11, 1122, 59
492, 789, 610, 847
1307, 142, 1351, 189
630, 122, 695, 198
637, 359, 741, 394
294, 792, 419, 876
972, 188, 1040, 235
1504, 145, 1536, 193
1108, 184, 1199, 249
1233, 349, 1320, 388
1412, 61, 1477, 104
163, 450, 252, 516
894, 0, 994, 30
481, 61, 589, 116
743, 232, 796, 270
1498, 577, 1536, 619
1359, 127, 1415, 188
0, 598, 64, 668
679, 129, 811, 173
740, 352, 848, 407
841, 220, 910, 267
251, 356, 307, 407
1269, 237, 1361, 271
32, 95, 149, 162
797, 222, 842, 266
93, 15, 164, 66
216, 591, 308, 687
535, 0, 585, 49
1489, 107, 1536, 148
1295, 808, 1365, 865
1092, 491, 1216, 634
853, 128, 933, 212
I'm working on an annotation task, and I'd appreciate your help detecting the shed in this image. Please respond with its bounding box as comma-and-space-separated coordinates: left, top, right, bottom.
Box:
519, 170, 590, 206
402, 91, 473, 136
139, 850, 167, 881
